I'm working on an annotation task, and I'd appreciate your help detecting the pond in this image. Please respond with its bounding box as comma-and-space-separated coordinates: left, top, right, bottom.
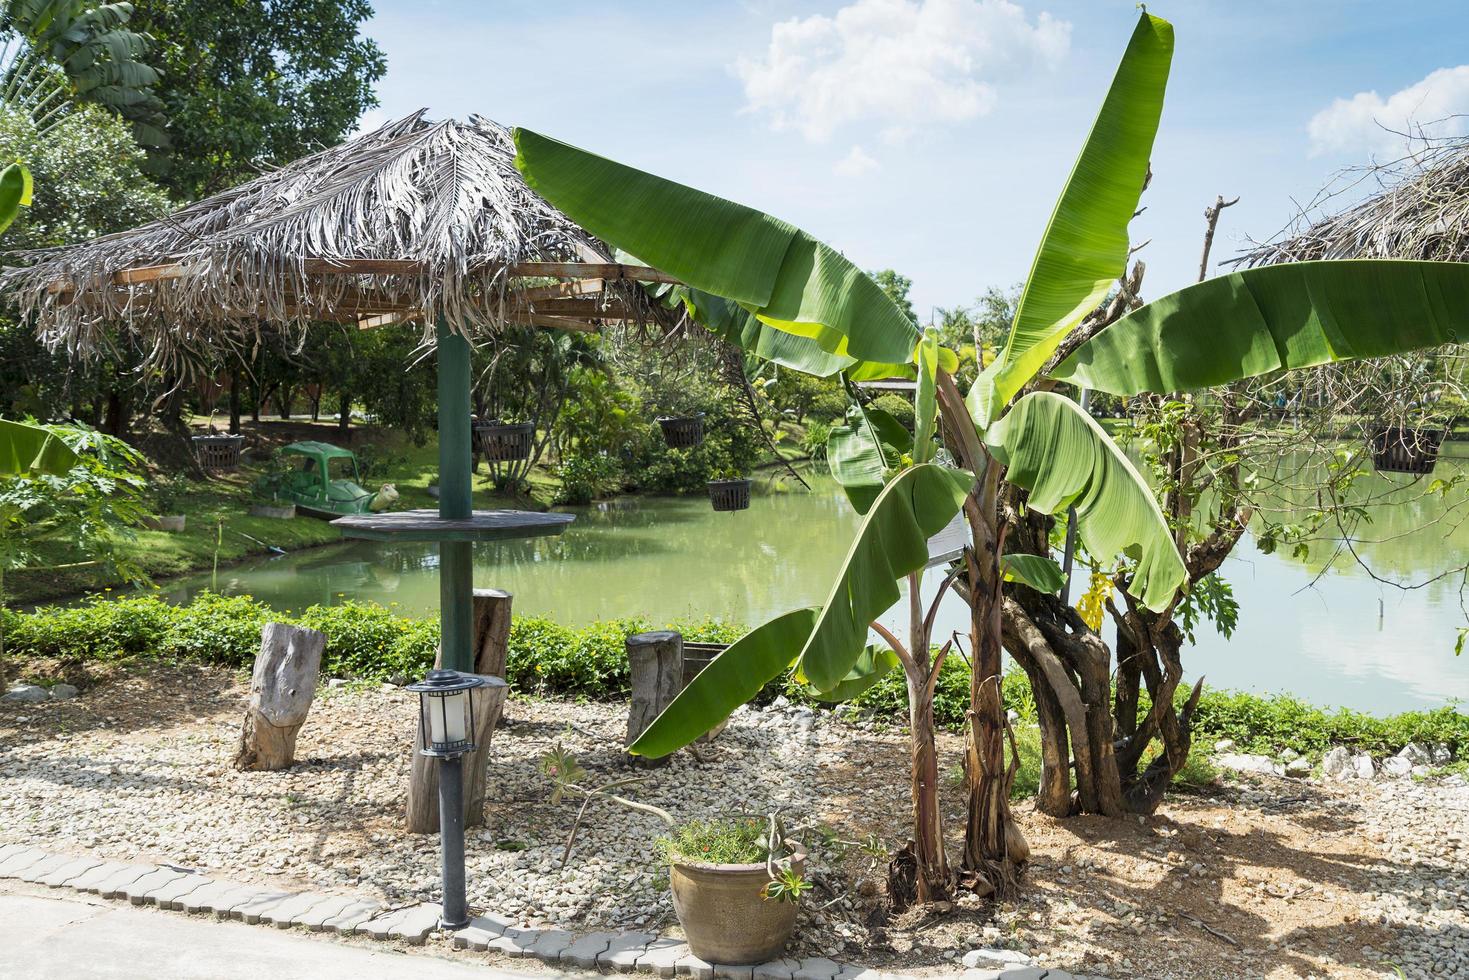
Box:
156, 457, 1469, 716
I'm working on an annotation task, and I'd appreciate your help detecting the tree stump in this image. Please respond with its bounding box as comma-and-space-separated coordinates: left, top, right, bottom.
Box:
233, 623, 327, 771
406, 589, 513, 833
626, 630, 684, 767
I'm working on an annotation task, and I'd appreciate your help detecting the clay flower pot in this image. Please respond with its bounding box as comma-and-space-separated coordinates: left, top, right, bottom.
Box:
669, 848, 805, 964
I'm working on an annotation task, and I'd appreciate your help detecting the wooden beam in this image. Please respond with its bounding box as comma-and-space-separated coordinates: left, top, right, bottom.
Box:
512, 278, 604, 302
44, 258, 680, 298
514, 314, 602, 333
509, 298, 631, 318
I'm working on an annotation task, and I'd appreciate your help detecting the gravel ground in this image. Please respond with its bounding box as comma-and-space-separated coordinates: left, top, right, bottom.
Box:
2, 662, 1466, 978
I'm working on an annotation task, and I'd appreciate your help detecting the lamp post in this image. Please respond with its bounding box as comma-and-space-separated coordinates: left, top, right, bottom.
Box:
406, 668, 500, 929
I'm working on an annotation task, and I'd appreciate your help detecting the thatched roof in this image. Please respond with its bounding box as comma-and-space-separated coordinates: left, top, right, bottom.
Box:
1237, 136, 1469, 267
2, 110, 680, 368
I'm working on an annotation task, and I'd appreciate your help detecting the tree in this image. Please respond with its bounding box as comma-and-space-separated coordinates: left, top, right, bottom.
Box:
511, 9, 1469, 903
126, 0, 385, 199
0, 101, 169, 427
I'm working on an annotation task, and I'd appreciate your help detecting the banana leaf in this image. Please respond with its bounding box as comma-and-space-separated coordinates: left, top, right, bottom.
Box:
810, 645, 900, 703
680, 285, 855, 378
985, 392, 1185, 611
912, 330, 942, 464
1001, 553, 1066, 593
980, 12, 1173, 420
1053, 259, 1469, 395
0, 418, 79, 476
0, 162, 33, 236
799, 463, 975, 691
514, 128, 921, 366
827, 402, 911, 514
628, 607, 818, 758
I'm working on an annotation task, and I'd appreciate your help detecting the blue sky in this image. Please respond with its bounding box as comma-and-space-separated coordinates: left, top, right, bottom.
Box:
360, 0, 1469, 317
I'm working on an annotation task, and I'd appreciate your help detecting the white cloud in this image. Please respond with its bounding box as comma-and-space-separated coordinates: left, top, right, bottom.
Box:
734, 0, 1070, 143
1308, 66, 1469, 157
834, 144, 880, 176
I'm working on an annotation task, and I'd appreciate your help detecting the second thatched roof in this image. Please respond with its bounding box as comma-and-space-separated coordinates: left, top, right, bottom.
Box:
1237, 136, 1469, 267
2, 110, 679, 367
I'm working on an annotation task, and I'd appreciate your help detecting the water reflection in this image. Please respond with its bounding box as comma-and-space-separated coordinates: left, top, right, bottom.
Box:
160, 460, 1469, 715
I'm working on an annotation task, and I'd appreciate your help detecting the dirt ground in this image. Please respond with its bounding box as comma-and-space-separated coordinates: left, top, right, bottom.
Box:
1, 660, 1444, 979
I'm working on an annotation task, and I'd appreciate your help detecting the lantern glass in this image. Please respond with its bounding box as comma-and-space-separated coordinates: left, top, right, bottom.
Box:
430, 689, 469, 747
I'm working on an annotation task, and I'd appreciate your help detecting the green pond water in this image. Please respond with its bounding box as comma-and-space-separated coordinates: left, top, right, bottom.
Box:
156, 458, 1469, 716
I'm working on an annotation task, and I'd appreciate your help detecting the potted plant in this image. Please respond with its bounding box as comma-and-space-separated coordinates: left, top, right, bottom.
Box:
656, 412, 705, 449
540, 746, 808, 963
707, 468, 751, 512
145, 477, 186, 532
473, 417, 535, 461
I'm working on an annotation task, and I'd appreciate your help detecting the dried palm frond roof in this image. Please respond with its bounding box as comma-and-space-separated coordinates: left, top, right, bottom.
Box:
1236, 134, 1469, 266
1, 110, 681, 368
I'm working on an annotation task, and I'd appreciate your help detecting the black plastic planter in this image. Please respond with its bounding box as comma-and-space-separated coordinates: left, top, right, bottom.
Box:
1370, 427, 1443, 475
474, 420, 534, 462
192, 433, 244, 471
708, 478, 751, 512
657, 413, 705, 449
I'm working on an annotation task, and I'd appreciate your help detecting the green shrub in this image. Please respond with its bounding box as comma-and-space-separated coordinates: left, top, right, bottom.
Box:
7, 594, 175, 661
659, 817, 770, 864
160, 593, 274, 664
298, 600, 438, 679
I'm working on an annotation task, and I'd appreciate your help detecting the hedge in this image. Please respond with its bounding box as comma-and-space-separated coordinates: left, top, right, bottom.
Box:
4, 593, 1464, 764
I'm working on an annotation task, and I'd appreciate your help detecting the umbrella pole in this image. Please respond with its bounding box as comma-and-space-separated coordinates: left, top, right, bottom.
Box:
437, 314, 475, 673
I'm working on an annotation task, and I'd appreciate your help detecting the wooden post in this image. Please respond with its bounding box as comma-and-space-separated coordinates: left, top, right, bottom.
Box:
625, 630, 683, 768
233, 623, 326, 771
406, 589, 513, 833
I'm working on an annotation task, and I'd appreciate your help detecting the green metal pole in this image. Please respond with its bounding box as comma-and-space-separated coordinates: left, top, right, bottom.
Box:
437, 315, 474, 673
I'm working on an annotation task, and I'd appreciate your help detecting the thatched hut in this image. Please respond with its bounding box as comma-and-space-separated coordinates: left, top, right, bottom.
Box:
2, 110, 680, 371
0, 110, 686, 749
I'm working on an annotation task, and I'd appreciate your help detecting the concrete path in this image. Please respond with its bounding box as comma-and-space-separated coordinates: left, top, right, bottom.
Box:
0, 882, 563, 980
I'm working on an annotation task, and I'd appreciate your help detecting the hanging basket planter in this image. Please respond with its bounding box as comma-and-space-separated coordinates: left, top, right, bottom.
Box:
473, 420, 534, 462
192, 433, 244, 471
657, 413, 706, 449
1370, 426, 1443, 475
707, 478, 751, 512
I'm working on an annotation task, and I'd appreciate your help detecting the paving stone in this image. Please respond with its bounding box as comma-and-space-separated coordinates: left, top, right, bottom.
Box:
292, 895, 357, 931
17, 853, 77, 884
830, 969, 883, 980
712, 965, 755, 980
196, 881, 271, 917
94, 863, 158, 899
230, 890, 295, 923
637, 939, 693, 978
600, 930, 657, 971
561, 931, 617, 969
389, 903, 443, 945
121, 868, 191, 905
484, 926, 542, 958
358, 906, 410, 940
634, 940, 690, 975
0, 846, 50, 877
794, 958, 841, 980
528, 928, 576, 963
147, 873, 213, 910
451, 912, 514, 951
0, 843, 29, 863
35, 856, 104, 888
66, 861, 136, 894
260, 891, 334, 927
752, 958, 801, 980
676, 951, 714, 980
321, 898, 383, 934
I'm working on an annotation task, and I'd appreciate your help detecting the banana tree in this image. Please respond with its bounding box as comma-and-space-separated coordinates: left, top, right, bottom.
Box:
513, 8, 1469, 899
